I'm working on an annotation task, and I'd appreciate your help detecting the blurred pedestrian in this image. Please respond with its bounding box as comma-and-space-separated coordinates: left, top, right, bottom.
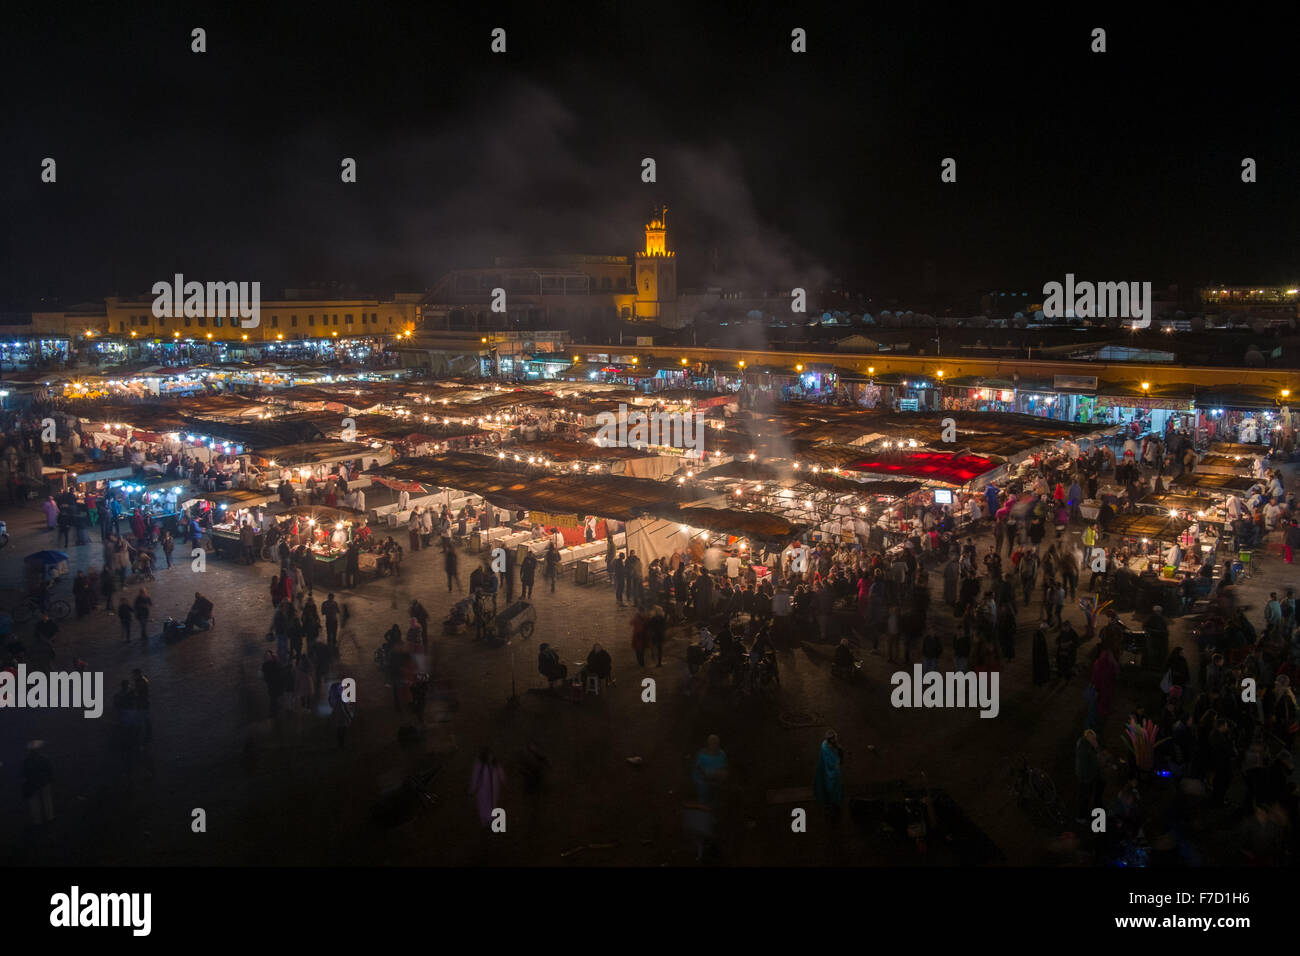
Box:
814, 730, 845, 821
470, 747, 506, 828
22, 741, 54, 826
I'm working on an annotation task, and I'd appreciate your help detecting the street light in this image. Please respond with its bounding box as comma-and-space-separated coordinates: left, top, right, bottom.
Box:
796, 364, 804, 372
1140, 381, 1150, 392
1282, 389, 1292, 399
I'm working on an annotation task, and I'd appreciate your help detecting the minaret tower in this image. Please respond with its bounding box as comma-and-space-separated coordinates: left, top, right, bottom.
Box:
634, 205, 677, 324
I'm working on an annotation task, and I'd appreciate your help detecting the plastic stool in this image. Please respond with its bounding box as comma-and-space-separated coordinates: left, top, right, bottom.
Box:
586, 676, 603, 696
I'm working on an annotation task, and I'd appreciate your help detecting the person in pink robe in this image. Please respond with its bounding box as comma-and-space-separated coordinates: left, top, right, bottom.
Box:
470, 748, 505, 828
1091, 646, 1119, 725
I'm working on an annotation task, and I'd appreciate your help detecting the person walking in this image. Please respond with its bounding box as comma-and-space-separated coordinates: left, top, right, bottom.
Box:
444, 546, 461, 593
73, 570, 93, 618
294, 656, 314, 710
814, 730, 845, 821
544, 542, 561, 593
321, 593, 340, 646
133, 588, 152, 643
627, 550, 645, 606
22, 741, 55, 827
329, 679, 354, 748
470, 747, 506, 829
117, 597, 134, 643
1074, 728, 1103, 823
344, 541, 360, 589
409, 598, 429, 646
99, 565, 116, 611
520, 550, 537, 599
42, 495, 59, 531
161, 531, 174, 569
613, 553, 627, 608
650, 606, 667, 667
631, 609, 648, 668
111, 535, 130, 588
691, 735, 728, 809
302, 595, 321, 646
262, 651, 283, 717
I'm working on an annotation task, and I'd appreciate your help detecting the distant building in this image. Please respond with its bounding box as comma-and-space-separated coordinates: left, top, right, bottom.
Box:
29, 293, 422, 345
1198, 285, 1300, 318
423, 208, 796, 333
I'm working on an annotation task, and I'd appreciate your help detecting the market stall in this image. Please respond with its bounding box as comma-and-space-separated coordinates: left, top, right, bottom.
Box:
188, 489, 277, 556
282, 505, 366, 586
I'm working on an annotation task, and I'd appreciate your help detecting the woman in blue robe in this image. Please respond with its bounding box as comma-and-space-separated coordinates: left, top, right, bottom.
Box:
814, 730, 844, 819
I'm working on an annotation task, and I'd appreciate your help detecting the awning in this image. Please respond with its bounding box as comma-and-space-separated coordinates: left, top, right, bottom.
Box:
372, 476, 426, 494
1105, 513, 1191, 540
184, 488, 275, 509
68, 464, 133, 483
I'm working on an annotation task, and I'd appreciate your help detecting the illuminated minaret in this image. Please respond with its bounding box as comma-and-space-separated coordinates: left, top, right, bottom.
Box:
634, 205, 677, 324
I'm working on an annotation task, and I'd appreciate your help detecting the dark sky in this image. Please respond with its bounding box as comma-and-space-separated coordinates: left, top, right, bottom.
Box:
3, 1, 1298, 308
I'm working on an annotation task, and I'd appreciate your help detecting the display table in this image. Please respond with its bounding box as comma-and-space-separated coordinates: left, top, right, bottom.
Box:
309, 550, 346, 587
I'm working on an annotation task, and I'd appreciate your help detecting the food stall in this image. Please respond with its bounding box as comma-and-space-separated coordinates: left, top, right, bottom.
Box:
108, 476, 187, 537
190, 489, 277, 556
284, 505, 365, 586
1103, 512, 1203, 614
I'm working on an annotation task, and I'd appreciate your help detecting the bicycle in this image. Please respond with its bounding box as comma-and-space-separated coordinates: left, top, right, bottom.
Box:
1006, 753, 1067, 829
12, 595, 71, 624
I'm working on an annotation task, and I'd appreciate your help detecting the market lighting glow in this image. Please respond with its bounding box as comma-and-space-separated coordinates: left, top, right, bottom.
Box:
1283, 389, 1292, 398
1141, 381, 1150, 391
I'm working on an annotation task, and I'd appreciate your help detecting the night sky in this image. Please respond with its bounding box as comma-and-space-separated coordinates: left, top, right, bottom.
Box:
3, 2, 1297, 307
